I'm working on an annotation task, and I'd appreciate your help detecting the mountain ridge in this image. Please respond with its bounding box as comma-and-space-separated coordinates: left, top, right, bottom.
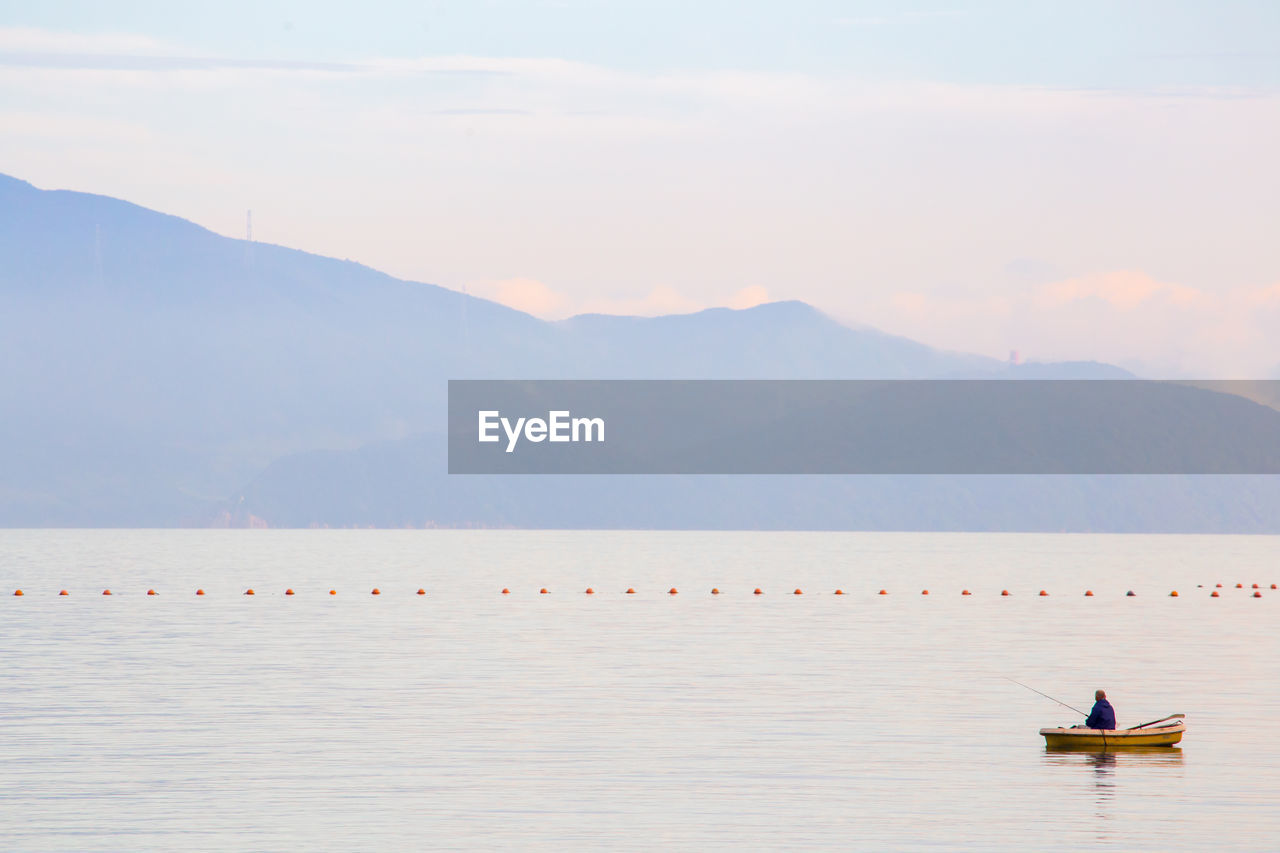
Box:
15, 172, 1260, 531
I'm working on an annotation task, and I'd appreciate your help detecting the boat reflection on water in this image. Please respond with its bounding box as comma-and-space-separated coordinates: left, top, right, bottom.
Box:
1043, 746, 1184, 765
1042, 747, 1185, 835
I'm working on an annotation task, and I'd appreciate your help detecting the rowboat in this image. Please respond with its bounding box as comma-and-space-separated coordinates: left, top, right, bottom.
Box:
1040, 714, 1185, 749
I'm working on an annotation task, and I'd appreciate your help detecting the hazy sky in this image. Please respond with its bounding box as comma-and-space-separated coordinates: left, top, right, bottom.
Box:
2, 1, 1278, 375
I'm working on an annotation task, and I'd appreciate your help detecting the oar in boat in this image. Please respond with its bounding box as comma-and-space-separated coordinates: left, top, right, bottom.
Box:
1125, 713, 1185, 731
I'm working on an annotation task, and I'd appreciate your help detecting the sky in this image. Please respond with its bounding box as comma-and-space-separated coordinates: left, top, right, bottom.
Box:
1, 0, 1278, 376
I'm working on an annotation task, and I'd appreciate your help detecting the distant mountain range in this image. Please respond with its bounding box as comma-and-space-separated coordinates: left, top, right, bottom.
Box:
4, 171, 1278, 531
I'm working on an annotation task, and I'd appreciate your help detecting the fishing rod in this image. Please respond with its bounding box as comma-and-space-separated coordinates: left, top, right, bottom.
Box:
1003, 676, 1087, 717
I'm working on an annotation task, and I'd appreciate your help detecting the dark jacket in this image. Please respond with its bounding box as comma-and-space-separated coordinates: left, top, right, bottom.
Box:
1085, 699, 1116, 730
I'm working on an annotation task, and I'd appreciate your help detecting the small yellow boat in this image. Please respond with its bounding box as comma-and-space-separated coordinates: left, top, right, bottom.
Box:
1040, 714, 1185, 749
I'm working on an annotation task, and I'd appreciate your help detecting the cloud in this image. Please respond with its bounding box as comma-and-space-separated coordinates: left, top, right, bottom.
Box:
728, 285, 771, 310
430, 108, 532, 116
835, 10, 972, 27
468, 278, 569, 317
858, 271, 1280, 376
577, 285, 705, 317
468, 280, 772, 320
1037, 270, 1207, 311
0, 27, 163, 54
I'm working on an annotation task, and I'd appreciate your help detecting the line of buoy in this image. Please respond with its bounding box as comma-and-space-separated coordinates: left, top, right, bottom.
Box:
11, 586, 1274, 598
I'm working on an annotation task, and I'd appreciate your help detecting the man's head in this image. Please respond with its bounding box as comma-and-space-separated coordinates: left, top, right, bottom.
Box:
1095, 689, 1107, 701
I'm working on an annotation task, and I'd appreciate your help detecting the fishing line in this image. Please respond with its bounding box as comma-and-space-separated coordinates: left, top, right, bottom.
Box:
1002, 676, 1087, 717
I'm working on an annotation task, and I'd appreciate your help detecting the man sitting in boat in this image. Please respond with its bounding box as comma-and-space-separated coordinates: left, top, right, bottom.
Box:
1084, 689, 1116, 730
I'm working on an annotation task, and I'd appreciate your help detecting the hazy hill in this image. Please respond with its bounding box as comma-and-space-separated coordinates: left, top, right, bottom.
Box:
8, 171, 1277, 531
1, 172, 1002, 525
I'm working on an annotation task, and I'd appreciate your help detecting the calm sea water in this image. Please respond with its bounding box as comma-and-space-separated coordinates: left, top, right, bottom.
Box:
1, 530, 1277, 851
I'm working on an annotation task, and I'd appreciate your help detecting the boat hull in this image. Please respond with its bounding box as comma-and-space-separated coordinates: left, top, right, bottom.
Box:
1040, 722, 1184, 749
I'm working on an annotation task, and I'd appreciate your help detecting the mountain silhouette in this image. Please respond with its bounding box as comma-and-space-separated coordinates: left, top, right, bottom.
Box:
8, 172, 1278, 531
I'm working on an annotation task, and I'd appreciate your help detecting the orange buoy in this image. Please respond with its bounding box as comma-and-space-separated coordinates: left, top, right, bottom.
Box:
1252, 583, 1260, 589
502, 588, 510, 594
329, 589, 336, 595
794, 589, 803, 595
371, 588, 381, 595
540, 588, 548, 594
1170, 590, 1179, 597
1126, 590, 1136, 596
1084, 590, 1094, 596
12, 589, 22, 596
1272, 584, 1277, 590
1211, 590, 1220, 597
1039, 590, 1048, 596
285, 589, 295, 595
147, 589, 157, 596
961, 590, 971, 596
625, 588, 635, 594
1001, 590, 1009, 596
417, 588, 425, 595
1254, 591, 1263, 598
102, 589, 112, 596
754, 588, 764, 595
244, 588, 254, 595
1237, 583, 1243, 588
711, 588, 720, 595
921, 589, 929, 595
59, 590, 69, 596
669, 587, 678, 595
1215, 583, 1222, 588
879, 589, 887, 595
834, 589, 845, 595
585, 588, 594, 595
196, 589, 205, 596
